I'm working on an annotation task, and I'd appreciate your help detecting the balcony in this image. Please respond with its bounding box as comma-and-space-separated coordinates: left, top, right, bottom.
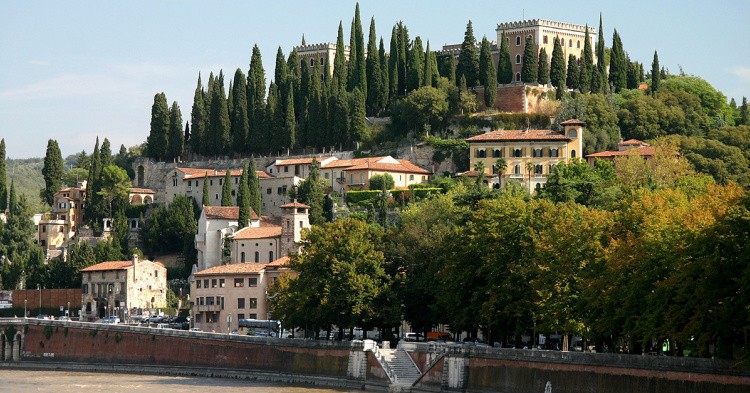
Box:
196, 304, 222, 312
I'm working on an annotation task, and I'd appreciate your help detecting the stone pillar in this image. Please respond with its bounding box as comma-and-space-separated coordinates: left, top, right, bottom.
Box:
444, 355, 469, 390
2, 334, 9, 361
348, 341, 367, 380
12, 333, 22, 362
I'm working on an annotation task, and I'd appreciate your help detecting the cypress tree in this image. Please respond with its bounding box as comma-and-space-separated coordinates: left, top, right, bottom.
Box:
651, 51, 660, 96
230, 68, 249, 154
407, 36, 424, 91
332, 22, 348, 93
397, 22, 409, 95
479, 37, 496, 107
609, 29, 627, 92
331, 87, 350, 146
266, 82, 281, 153
388, 25, 400, 99
85, 138, 100, 224
740, 97, 748, 126
497, 31, 513, 84
457, 20, 479, 87
307, 59, 323, 146
220, 170, 232, 206
423, 41, 433, 88
202, 173, 210, 207
349, 88, 367, 142
0, 138, 7, 211
447, 55, 457, 85
247, 160, 261, 216
168, 101, 184, 161
40, 139, 64, 206
379, 37, 389, 106
100, 138, 113, 169
521, 36, 538, 83
190, 74, 206, 157
550, 37, 566, 97
429, 51, 440, 87
208, 71, 231, 155
627, 59, 640, 89
287, 50, 303, 130
146, 92, 170, 160
537, 47, 550, 85
566, 55, 579, 90
595, 14, 607, 92
478, 36, 491, 87
284, 87, 296, 149
348, 3, 366, 98
579, 26, 594, 93
237, 161, 251, 228
366, 17, 383, 114
184, 121, 190, 150
274, 47, 288, 108
247, 45, 266, 153
297, 55, 311, 147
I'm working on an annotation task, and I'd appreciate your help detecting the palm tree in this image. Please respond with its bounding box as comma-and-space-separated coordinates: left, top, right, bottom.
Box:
493, 158, 507, 187
525, 161, 535, 192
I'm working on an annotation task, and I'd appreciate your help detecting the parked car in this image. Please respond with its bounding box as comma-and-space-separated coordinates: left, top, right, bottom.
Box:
99, 316, 120, 324
170, 316, 189, 330
35, 314, 53, 320
403, 332, 424, 342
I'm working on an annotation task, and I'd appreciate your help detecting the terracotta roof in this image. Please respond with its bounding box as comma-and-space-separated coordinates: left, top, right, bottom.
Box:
203, 206, 238, 220
275, 156, 336, 166
467, 129, 571, 142
457, 170, 481, 177
129, 187, 155, 194
620, 139, 649, 146
280, 201, 310, 209
177, 167, 271, 180
81, 261, 133, 272
559, 119, 586, 126
321, 159, 357, 169
266, 256, 291, 267
194, 262, 267, 276
586, 146, 656, 158
321, 156, 430, 174
233, 225, 283, 240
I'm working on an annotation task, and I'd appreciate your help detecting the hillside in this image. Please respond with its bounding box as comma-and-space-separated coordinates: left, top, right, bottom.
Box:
6, 157, 45, 213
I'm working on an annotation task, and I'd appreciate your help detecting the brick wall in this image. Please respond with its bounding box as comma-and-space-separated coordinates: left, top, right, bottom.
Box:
12, 289, 80, 309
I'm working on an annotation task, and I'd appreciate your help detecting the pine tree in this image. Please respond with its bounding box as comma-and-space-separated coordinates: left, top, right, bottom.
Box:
550, 37, 566, 97
230, 68, 249, 154
407, 36, 424, 91
297, 54, 310, 147
333, 22, 348, 93
202, 173, 210, 207
366, 17, 383, 114
190, 74, 206, 157
651, 51, 660, 96
609, 30, 627, 92
595, 14, 607, 92
307, 59, 324, 146
348, 3, 366, 98
40, 139, 64, 206
397, 22, 409, 95
220, 170, 232, 206
330, 87, 350, 146
237, 161, 251, 228
537, 47, 550, 85
479, 37, 496, 107
429, 51, 440, 87
146, 92, 170, 160
0, 138, 7, 211
497, 31, 513, 84
247, 45, 266, 153
741, 97, 748, 126
287, 50, 303, 132
247, 160, 261, 216
457, 20, 479, 87
168, 101, 184, 161
579, 26, 594, 93
626, 58, 640, 89
566, 55, 579, 90
478, 36, 491, 87
521, 36, 538, 83
266, 82, 282, 153
379, 37, 390, 106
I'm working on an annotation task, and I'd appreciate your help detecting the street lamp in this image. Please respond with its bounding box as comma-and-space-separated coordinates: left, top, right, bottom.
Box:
24, 299, 27, 318
67, 301, 70, 319
38, 284, 42, 315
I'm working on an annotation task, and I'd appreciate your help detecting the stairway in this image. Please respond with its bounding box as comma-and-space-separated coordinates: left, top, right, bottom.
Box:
379, 348, 422, 386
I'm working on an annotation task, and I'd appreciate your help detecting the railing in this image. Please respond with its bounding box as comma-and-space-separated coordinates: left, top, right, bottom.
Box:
196, 304, 221, 312
365, 340, 397, 383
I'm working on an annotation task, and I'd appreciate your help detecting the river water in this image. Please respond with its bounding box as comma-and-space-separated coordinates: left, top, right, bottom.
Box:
0, 369, 358, 393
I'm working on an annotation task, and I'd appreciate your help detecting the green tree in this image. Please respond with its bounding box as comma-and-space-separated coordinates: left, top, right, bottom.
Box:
97, 165, 131, 218
423, 41, 434, 88
142, 195, 197, 269
247, 160, 261, 216
230, 68, 250, 154
348, 3, 366, 97
609, 29, 627, 92
740, 97, 748, 125
237, 161, 251, 228
593, 15, 607, 94
379, 37, 390, 106
650, 50, 660, 96
167, 101, 184, 160
537, 47, 550, 85
247, 45, 267, 153
497, 31, 513, 84
40, 139, 64, 206
479, 36, 496, 107
456, 20, 479, 87
369, 173, 395, 190
0, 138, 7, 211
550, 37, 566, 98
0, 184, 43, 290
366, 17, 384, 114
201, 173, 210, 207
332, 21, 348, 92
146, 92, 170, 160
294, 159, 325, 225
391, 86, 449, 134
85, 138, 102, 225
190, 74, 207, 156
579, 26, 593, 93
207, 71, 230, 155
407, 36, 424, 91
388, 25, 400, 100
220, 170, 232, 206
520, 36, 538, 83
538, 159, 622, 209
566, 54, 579, 90
99, 138, 113, 169
349, 88, 367, 143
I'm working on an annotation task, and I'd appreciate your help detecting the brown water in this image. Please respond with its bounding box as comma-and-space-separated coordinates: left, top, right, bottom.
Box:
0, 369, 358, 393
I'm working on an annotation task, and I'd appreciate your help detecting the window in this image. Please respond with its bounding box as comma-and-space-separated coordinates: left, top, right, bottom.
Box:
534, 164, 543, 175
550, 148, 559, 157
533, 148, 543, 158
206, 297, 214, 306
514, 164, 521, 175
249, 277, 258, 287
543, 35, 548, 44
560, 38, 565, 46
516, 36, 521, 46
249, 313, 257, 319
219, 279, 225, 288
350, 174, 354, 184
237, 298, 245, 309
513, 148, 523, 158
203, 279, 209, 288
197, 280, 202, 288
210, 180, 213, 186
571, 150, 577, 158
215, 194, 219, 200
211, 279, 217, 288
476, 149, 486, 158
86, 302, 92, 312
535, 183, 542, 190
409, 174, 414, 181
266, 188, 272, 194
568, 129, 578, 138
235, 177, 238, 184
577, 40, 581, 49
320, 57, 324, 65
515, 54, 521, 64
82, 284, 88, 294
234, 278, 243, 287
515, 72, 521, 82
231, 190, 236, 197
249, 298, 258, 309
324, 172, 329, 179
254, 251, 259, 262
493, 149, 502, 158
549, 164, 556, 173
219, 178, 223, 185
154, 270, 158, 277
277, 187, 283, 194
284, 166, 289, 173
241, 252, 245, 262
569, 39, 573, 47
269, 251, 274, 261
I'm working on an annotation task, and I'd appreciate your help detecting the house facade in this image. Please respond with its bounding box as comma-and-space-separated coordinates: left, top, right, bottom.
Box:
317, 156, 432, 194
37, 182, 86, 251
585, 139, 655, 165
231, 202, 310, 265
80, 255, 167, 322
467, 119, 585, 192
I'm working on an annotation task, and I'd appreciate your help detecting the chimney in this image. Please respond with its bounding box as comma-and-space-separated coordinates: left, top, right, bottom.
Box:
132, 254, 139, 267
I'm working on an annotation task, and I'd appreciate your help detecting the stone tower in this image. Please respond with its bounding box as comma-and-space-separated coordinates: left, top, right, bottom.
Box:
279, 201, 310, 258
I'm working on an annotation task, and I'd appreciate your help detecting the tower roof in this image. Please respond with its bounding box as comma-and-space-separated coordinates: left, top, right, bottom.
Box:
280, 201, 310, 209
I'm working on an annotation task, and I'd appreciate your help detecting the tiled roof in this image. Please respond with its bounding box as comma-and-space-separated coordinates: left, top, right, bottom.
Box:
266, 256, 291, 267
280, 201, 310, 209
80, 261, 133, 272
275, 156, 336, 166
321, 159, 357, 169
321, 156, 431, 174
177, 167, 271, 180
194, 262, 267, 276
203, 206, 239, 220
129, 187, 155, 194
586, 146, 656, 158
559, 119, 586, 126
466, 129, 570, 142
620, 139, 649, 146
233, 225, 283, 240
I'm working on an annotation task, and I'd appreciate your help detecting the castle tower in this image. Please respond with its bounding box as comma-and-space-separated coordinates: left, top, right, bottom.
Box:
560, 119, 586, 161
279, 201, 311, 258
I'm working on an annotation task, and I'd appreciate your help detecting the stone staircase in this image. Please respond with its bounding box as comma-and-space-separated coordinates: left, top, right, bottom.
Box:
379, 348, 422, 387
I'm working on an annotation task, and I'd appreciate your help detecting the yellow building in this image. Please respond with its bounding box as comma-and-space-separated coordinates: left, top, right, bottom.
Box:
496, 19, 597, 83
37, 182, 86, 252
466, 119, 585, 192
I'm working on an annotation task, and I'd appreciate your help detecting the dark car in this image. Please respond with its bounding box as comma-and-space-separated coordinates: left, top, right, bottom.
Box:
170, 316, 189, 330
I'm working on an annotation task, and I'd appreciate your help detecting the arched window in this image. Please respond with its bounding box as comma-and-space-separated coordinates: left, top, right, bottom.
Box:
543, 35, 548, 44
568, 129, 578, 138
533, 148, 543, 157
513, 148, 523, 158
476, 149, 486, 158
571, 150, 577, 158
269, 251, 274, 261
514, 164, 521, 175
577, 40, 581, 49
241, 252, 245, 263
515, 72, 521, 82
534, 164, 543, 174
516, 36, 521, 46
320, 57, 325, 65
535, 183, 542, 190
550, 148, 559, 157
310, 58, 314, 67
493, 149, 502, 158
549, 164, 556, 173
515, 54, 521, 64
254, 251, 259, 263
569, 39, 573, 47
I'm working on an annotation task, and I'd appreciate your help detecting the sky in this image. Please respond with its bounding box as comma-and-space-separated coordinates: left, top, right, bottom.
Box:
1, 0, 749, 159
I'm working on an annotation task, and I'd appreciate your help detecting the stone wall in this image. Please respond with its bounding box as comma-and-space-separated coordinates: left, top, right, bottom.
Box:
11, 289, 80, 310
